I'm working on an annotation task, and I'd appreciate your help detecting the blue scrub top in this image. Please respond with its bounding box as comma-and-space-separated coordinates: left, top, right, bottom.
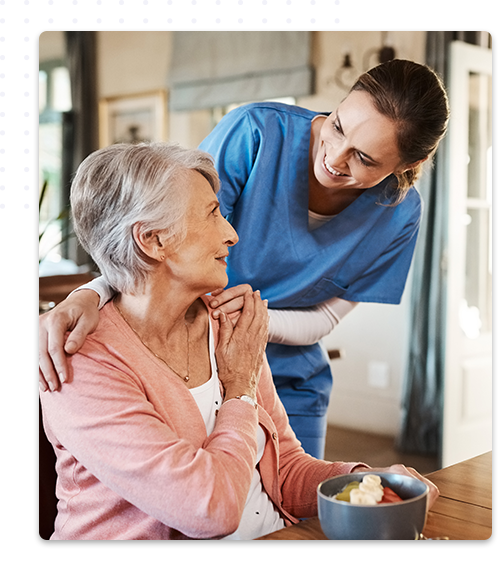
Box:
199, 102, 422, 417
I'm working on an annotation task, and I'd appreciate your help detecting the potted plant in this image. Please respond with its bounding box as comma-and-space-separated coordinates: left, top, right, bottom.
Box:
39, 178, 74, 265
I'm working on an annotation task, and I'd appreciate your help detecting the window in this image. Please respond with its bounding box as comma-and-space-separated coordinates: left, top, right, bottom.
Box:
39, 60, 71, 269
211, 96, 296, 129
462, 72, 492, 337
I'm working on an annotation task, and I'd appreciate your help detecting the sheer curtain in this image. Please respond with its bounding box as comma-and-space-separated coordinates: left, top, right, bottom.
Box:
397, 31, 490, 458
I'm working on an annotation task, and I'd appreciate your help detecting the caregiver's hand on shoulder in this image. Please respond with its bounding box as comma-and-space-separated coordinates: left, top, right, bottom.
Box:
39, 289, 100, 392
355, 464, 439, 511
216, 290, 269, 402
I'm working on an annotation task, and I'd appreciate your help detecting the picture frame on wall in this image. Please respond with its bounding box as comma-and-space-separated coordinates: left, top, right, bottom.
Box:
98, 89, 168, 148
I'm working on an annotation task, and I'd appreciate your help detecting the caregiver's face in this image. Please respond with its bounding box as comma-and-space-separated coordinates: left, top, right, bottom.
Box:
314, 90, 404, 191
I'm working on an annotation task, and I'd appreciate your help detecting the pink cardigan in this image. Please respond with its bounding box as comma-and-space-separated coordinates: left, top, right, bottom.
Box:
40, 298, 367, 540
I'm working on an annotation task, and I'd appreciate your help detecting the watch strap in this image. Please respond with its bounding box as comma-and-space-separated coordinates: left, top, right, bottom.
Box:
234, 394, 258, 409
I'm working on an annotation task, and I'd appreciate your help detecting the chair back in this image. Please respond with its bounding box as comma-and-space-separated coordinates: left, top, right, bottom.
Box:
39, 401, 58, 540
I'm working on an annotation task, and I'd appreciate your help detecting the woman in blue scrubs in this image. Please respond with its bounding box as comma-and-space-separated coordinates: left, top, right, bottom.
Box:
39, 60, 449, 459
198, 59, 449, 457
200, 97, 422, 457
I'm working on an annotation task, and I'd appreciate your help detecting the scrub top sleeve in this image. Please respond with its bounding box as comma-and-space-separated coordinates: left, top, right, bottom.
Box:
199, 106, 259, 218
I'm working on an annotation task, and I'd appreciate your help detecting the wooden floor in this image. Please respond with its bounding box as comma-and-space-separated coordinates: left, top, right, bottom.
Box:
324, 424, 439, 475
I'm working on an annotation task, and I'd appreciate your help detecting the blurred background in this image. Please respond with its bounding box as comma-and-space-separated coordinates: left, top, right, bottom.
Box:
38, 31, 492, 471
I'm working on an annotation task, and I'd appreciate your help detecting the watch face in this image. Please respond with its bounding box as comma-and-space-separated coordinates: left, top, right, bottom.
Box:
239, 395, 257, 408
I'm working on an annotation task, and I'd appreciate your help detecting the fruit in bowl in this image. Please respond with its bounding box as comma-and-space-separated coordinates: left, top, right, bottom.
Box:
317, 472, 428, 540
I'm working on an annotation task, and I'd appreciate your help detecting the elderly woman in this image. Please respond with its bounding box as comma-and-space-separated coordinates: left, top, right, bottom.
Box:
40, 142, 438, 540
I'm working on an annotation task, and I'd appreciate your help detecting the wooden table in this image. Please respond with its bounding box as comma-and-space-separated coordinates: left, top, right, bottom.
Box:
256, 451, 492, 540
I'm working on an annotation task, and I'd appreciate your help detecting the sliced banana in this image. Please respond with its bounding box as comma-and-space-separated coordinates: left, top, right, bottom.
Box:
349, 488, 378, 505
359, 483, 384, 502
348, 474, 384, 504
362, 474, 382, 487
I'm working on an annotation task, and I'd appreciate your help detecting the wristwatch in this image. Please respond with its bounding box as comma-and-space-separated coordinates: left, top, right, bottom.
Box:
234, 394, 258, 409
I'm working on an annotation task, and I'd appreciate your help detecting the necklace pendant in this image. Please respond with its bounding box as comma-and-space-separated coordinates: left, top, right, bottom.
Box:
184, 375, 190, 382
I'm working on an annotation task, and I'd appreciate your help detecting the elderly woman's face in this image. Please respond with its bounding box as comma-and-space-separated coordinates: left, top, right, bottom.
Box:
165, 170, 238, 294
314, 90, 404, 191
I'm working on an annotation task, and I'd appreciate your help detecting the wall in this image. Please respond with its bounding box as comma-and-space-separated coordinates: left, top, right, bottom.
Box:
39, 30, 427, 438
97, 31, 172, 98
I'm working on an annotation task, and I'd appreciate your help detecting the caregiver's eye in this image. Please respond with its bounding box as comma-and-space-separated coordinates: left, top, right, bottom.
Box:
332, 119, 342, 134
357, 153, 372, 167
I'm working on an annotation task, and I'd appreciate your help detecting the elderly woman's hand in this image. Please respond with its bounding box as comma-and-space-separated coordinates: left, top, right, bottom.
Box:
215, 290, 269, 402
355, 464, 440, 511
209, 284, 257, 327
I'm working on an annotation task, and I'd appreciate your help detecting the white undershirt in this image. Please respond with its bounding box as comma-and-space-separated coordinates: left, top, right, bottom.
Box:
268, 296, 357, 345
308, 208, 337, 230
190, 320, 285, 540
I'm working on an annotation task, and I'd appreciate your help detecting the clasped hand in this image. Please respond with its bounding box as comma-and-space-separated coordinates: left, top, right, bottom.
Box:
214, 288, 269, 402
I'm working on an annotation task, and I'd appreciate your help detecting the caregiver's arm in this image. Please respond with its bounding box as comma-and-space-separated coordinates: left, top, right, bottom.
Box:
267, 296, 358, 346
70, 274, 115, 309
39, 276, 111, 391
209, 288, 358, 346
39, 281, 250, 390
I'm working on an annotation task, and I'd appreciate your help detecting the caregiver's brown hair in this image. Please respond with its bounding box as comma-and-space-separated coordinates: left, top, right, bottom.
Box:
351, 59, 450, 202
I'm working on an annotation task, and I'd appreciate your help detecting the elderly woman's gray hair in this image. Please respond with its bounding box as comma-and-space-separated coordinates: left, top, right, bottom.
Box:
70, 142, 220, 294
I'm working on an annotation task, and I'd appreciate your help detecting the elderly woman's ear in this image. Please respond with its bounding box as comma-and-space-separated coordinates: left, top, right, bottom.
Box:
132, 223, 166, 262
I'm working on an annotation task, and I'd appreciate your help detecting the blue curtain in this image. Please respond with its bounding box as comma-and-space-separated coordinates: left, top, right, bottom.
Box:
396, 31, 488, 458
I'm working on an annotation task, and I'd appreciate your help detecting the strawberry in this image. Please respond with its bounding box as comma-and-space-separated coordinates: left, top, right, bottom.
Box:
380, 487, 403, 503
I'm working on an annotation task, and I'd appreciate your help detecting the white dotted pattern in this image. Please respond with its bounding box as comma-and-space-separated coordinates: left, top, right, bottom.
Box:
0, 14, 38, 210
40, 0, 341, 29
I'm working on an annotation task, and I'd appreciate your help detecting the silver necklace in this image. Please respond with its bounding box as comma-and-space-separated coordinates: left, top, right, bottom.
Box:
114, 301, 190, 383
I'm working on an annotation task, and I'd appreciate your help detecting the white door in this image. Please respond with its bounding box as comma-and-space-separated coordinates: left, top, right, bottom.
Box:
442, 41, 492, 467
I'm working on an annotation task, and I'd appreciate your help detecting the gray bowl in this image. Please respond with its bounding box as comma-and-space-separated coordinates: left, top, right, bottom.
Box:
317, 472, 428, 540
